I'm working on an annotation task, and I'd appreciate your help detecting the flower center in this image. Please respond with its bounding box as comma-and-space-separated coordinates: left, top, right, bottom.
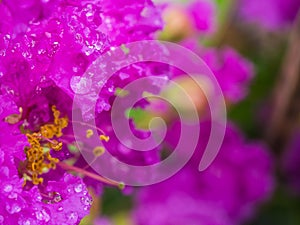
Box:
22, 106, 68, 185
14, 105, 122, 188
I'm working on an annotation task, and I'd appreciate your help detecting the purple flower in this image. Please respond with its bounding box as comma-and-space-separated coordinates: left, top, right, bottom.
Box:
178, 40, 255, 103
1, 0, 61, 34
238, 0, 300, 30
159, 0, 216, 41
0, 94, 93, 224
187, 0, 216, 34
0, 0, 166, 223
134, 190, 232, 225
99, 0, 163, 45
0, 165, 92, 224
202, 47, 254, 103
133, 122, 274, 225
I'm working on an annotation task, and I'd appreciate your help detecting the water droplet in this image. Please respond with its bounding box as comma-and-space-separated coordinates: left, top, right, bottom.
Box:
75, 33, 83, 44
6, 203, 21, 214
44, 191, 62, 203
19, 219, 31, 225
74, 184, 83, 193
67, 212, 78, 223
80, 196, 92, 206
86, 12, 94, 23
35, 86, 42, 94
70, 76, 92, 94
37, 48, 46, 55
14, 205, 21, 213
82, 45, 94, 56
83, 27, 91, 38
57, 206, 63, 212
53, 194, 62, 203
35, 211, 43, 220
108, 85, 114, 93
8, 192, 17, 199
72, 66, 79, 73
68, 15, 80, 29
103, 102, 111, 111
7, 88, 15, 95
3, 184, 13, 192
35, 209, 50, 222
119, 72, 129, 80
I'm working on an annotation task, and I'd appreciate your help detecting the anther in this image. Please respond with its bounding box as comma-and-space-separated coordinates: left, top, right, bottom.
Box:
99, 135, 110, 142
86, 129, 94, 138
93, 146, 105, 157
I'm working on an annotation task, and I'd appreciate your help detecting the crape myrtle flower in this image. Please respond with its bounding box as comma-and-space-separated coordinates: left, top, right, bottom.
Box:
0, 93, 92, 224
0, 93, 93, 225
133, 122, 274, 225
172, 39, 255, 105
238, 0, 300, 31
202, 47, 255, 103
159, 0, 216, 41
0, 0, 166, 224
99, 0, 163, 45
187, 0, 217, 34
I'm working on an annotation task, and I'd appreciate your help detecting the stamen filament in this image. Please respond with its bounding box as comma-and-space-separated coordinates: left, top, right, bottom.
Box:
58, 162, 122, 188
71, 120, 106, 135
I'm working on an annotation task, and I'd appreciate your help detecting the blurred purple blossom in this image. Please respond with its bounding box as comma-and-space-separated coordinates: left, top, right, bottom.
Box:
133, 122, 274, 225
238, 0, 300, 30
202, 47, 255, 103
179, 39, 255, 103
187, 0, 216, 34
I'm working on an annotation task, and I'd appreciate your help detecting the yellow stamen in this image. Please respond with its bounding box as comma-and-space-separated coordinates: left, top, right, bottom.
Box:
86, 129, 94, 138
99, 135, 110, 142
93, 146, 105, 157
22, 105, 68, 185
